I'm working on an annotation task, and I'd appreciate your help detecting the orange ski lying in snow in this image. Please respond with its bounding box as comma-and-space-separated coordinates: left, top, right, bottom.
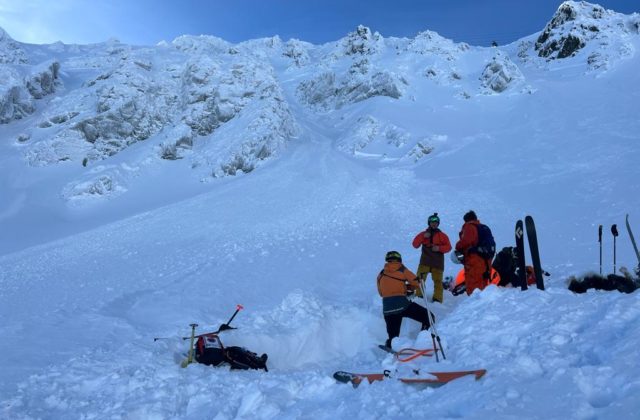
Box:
333, 369, 487, 388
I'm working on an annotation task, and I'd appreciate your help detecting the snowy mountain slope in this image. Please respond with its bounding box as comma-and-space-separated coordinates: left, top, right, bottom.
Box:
1, 1, 639, 254
1, 1, 640, 419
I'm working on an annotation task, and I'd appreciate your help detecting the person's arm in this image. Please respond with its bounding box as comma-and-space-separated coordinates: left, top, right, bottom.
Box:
435, 232, 452, 253
456, 223, 478, 251
404, 267, 420, 289
412, 231, 425, 248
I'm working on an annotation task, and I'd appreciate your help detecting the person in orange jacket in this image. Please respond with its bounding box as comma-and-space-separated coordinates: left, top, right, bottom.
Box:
412, 213, 452, 303
455, 210, 492, 295
377, 250, 434, 349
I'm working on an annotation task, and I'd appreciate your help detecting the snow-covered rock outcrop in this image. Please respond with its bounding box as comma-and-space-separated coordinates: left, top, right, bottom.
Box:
22, 38, 299, 176
339, 25, 384, 56
282, 39, 311, 67
534, 1, 638, 70
0, 60, 60, 124
0, 68, 34, 124
0, 27, 27, 64
0, 1, 637, 203
297, 59, 406, 110
480, 52, 525, 93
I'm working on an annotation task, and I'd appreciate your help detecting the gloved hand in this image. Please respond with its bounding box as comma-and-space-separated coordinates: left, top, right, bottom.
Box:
218, 323, 232, 331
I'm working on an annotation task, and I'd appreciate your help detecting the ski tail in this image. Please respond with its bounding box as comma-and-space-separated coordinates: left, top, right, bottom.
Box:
333, 371, 388, 387
515, 220, 527, 290
525, 216, 545, 290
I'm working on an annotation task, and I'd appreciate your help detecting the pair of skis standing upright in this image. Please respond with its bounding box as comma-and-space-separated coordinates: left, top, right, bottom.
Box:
516, 215, 545, 290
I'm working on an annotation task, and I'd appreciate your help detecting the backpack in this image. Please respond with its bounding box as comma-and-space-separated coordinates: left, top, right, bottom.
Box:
195, 334, 268, 371
492, 246, 519, 287
470, 223, 496, 260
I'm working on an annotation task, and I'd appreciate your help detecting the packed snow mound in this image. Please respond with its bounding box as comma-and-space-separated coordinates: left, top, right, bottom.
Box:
534, 1, 638, 70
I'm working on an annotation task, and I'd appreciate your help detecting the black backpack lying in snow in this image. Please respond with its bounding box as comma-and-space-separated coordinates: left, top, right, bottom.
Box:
194, 334, 268, 371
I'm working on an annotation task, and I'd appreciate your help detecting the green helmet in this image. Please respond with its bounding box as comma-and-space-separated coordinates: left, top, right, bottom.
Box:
428, 213, 440, 224
385, 251, 402, 262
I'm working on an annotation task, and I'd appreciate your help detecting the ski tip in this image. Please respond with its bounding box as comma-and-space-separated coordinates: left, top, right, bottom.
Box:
333, 371, 355, 384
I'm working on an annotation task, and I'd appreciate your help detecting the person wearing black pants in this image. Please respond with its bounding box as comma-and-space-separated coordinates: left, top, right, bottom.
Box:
377, 251, 434, 349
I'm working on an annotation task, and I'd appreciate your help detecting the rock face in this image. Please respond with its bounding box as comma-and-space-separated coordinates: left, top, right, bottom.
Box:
0, 28, 27, 64
480, 53, 524, 93
535, 1, 636, 61
0, 2, 637, 203
0, 61, 61, 124
296, 62, 406, 110
15, 37, 299, 175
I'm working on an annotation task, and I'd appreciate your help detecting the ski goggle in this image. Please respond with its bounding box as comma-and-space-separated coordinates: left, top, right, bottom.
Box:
428, 216, 440, 224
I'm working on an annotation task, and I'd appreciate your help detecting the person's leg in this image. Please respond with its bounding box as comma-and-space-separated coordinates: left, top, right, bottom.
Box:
415, 264, 429, 297
402, 302, 434, 330
465, 254, 487, 295
383, 313, 402, 347
431, 269, 444, 303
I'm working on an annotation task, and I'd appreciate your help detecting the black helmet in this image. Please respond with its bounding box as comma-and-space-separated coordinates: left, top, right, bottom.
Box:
463, 210, 477, 222
428, 213, 440, 224
385, 251, 402, 262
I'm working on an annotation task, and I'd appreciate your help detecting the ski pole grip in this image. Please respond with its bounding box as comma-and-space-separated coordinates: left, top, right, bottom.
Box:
611, 224, 618, 237
598, 225, 602, 242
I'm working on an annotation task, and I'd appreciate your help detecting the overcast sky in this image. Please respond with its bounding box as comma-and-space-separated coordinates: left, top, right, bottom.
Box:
0, 0, 638, 47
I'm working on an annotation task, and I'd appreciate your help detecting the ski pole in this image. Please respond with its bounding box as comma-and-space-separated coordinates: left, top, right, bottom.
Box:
181, 304, 244, 340
155, 305, 245, 343
626, 214, 640, 273
598, 225, 602, 275
181, 323, 198, 368
611, 224, 618, 274
419, 279, 446, 362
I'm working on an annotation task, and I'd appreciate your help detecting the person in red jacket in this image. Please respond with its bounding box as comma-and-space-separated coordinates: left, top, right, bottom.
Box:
412, 213, 452, 303
455, 210, 492, 295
